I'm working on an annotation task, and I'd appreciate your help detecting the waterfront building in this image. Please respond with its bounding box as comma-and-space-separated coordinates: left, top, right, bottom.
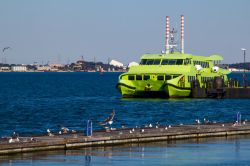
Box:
11, 66, 27, 72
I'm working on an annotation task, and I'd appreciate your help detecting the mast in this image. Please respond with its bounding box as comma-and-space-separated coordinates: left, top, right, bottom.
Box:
181, 15, 184, 54
165, 16, 170, 54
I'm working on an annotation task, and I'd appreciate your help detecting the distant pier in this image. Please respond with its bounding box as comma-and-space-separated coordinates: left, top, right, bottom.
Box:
1, 122, 250, 155
191, 77, 250, 98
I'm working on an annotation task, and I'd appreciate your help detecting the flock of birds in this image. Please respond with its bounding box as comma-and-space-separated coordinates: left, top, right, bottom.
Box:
3, 110, 248, 144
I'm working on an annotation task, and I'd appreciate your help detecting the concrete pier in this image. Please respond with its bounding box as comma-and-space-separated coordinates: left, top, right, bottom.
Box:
1, 122, 250, 155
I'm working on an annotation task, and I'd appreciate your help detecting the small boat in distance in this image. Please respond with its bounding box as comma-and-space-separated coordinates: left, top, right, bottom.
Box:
116, 15, 231, 98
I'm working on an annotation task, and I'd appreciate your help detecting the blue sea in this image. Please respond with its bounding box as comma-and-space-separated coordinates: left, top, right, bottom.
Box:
0, 72, 250, 165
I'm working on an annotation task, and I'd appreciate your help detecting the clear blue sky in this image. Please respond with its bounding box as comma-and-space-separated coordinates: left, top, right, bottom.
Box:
0, 0, 249, 64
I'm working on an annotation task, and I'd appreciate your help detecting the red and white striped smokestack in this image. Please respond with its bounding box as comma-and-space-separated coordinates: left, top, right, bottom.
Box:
181, 15, 184, 54
165, 16, 170, 54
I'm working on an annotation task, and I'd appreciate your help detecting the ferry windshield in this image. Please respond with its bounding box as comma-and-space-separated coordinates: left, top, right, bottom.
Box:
141, 59, 184, 65
161, 59, 183, 65
140, 59, 161, 65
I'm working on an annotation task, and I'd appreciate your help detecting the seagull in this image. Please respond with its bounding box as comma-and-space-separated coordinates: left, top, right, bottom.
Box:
204, 118, 210, 124
168, 125, 171, 128
149, 124, 152, 128
132, 128, 135, 132
98, 110, 115, 129
165, 127, 168, 130
155, 125, 159, 129
129, 130, 133, 134
30, 137, 36, 142
222, 124, 225, 127
47, 129, 54, 136
195, 119, 201, 125
61, 127, 69, 134
141, 129, 144, 133
8, 132, 19, 143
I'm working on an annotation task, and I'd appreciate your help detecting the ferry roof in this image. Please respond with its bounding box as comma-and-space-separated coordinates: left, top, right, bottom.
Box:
141, 52, 223, 61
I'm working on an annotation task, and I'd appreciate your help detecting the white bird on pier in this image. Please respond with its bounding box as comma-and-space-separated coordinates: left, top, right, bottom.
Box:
149, 124, 152, 128
165, 127, 168, 130
47, 129, 54, 136
8, 132, 20, 143
141, 129, 144, 133
129, 130, 133, 134
168, 125, 171, 128
222, 124, 225, 127
61, 127, 69, 134
204, 118, 210, 124
195, 119, 201, 125
132, 128, 135, 132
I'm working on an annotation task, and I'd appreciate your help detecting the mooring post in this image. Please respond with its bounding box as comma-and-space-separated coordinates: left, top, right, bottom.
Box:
237, 112, 241, 125
85, 120, 93, 136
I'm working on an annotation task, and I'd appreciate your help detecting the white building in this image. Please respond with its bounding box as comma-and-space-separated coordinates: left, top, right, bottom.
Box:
109, 60, 123, 68
128, 61, 139, 68
0, 66, 10, 71
11, 66, 27, 72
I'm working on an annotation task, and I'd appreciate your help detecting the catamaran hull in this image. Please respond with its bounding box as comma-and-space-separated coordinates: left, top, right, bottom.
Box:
165, 83, 191, 98
116, 83, 191, 98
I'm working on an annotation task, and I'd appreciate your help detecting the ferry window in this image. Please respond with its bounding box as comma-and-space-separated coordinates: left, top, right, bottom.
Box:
136, 75, 142, 80
206, 62, 209, 68
184, 59, 190, 65
165, 75, 171, 80
144, 75, 150, 80
176, 59, 183, 65
161, 59, 168, 65
173, 75, 179, 79
204, 62, 207, 68
146, 60, 154, 65
140, 59, 147, 65
153, 59, 161, 65
128, 75, 135, 80
157, 75, 164, 80
168, 60, 176, 65
205, 62, 208, 68
188, 76, 196, 82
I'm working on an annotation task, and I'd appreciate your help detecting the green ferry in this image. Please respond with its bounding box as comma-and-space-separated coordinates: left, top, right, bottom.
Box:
116, 16, 231, 98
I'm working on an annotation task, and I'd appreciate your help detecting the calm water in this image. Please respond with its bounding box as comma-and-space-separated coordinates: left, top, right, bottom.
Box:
0, 72, 250, 165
